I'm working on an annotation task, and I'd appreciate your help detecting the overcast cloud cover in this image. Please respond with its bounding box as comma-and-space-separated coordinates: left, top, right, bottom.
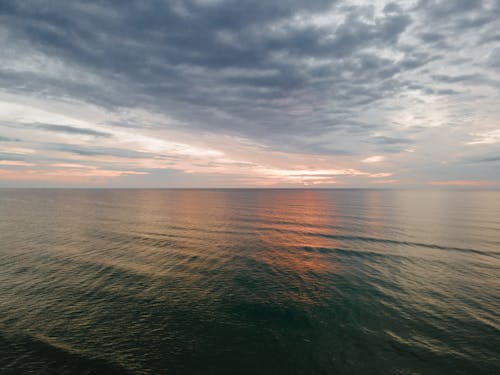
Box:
0, 0, 499, 187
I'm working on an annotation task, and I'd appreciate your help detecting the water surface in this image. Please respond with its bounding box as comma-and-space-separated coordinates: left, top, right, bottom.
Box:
0, 189, 499, 374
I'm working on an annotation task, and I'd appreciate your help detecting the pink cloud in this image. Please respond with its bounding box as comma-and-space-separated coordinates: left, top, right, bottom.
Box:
0, 167, 147, 182
372, 179, 399, 184
0, 161, 35, 166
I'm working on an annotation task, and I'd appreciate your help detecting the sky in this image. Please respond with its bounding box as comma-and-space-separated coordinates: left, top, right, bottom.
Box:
1, 0, 499, 188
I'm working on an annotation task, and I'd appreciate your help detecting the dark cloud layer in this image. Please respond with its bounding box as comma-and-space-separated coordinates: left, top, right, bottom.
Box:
0, 1, 416, 139
0, 136, 20, 142
46, 144, 155, 159
31, 123, 112, 137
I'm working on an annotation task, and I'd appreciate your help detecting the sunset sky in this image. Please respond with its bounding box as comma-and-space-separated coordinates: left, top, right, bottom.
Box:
1, 0, 499, 187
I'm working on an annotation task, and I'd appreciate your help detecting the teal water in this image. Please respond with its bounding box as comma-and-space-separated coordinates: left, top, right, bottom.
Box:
0, 189, 499, 374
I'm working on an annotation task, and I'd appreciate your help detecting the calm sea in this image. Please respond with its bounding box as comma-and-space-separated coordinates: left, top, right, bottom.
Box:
0, 189, 499, 374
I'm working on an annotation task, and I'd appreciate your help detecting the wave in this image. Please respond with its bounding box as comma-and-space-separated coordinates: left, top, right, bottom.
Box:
0, 330, 130, 375
310, 233, 500, 258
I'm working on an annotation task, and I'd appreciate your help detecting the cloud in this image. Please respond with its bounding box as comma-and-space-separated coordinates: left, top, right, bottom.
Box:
474, 156, 500, 163
0, 0, 499, 186
48, 144, 156, 159
430, 180, 498, 187
30, 123, 113, 137
362, 155, 385, 163
0, 160, 34, 166
0, 136, 20, 142
0, 167, 147, 182
467, 129, 500, 145
367, 136, 414, 145
0, 0, 414, 142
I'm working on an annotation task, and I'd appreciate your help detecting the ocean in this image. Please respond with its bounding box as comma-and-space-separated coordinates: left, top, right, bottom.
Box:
0, 189, 499, 374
